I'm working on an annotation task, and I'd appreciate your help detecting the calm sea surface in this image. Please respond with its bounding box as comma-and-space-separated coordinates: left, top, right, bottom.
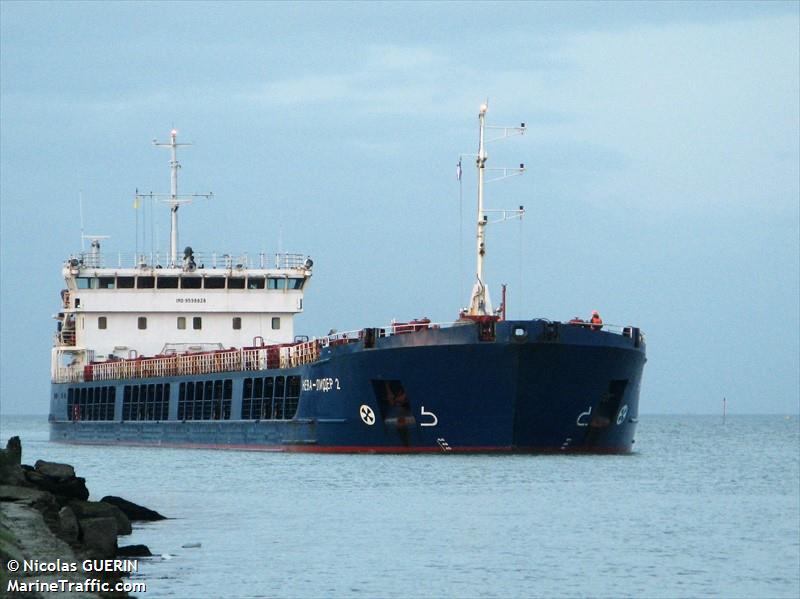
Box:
1, 414, 797, 599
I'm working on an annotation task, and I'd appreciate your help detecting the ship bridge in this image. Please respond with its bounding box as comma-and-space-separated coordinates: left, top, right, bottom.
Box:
52, 245, 313, 381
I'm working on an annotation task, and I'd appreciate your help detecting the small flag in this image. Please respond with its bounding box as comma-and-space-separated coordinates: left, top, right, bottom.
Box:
456, 159, 462, 181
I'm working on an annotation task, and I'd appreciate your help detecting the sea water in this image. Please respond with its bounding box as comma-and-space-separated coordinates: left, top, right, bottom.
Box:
1, 415, 798, 599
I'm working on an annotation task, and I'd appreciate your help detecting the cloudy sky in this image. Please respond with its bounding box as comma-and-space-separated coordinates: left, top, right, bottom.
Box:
1, 1, 798, 415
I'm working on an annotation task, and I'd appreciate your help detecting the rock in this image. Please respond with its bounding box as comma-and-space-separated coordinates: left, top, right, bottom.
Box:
0, 484, 50, 505
4, 437, 21, 465
0, 484, 60, 524
69, 500, 132, 535
117, 544, 152, 557
101, 495, 166, 521
34, 459, 75, 480
23, 469, 90, 502
58, 506, 79, 543
0, 437, 23, 485
79, 516, 118, 558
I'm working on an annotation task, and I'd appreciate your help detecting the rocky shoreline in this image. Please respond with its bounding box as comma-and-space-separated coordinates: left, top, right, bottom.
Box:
0, 437, 165, 598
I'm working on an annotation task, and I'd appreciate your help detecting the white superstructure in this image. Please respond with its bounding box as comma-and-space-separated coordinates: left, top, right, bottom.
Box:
51, 130, 312, 382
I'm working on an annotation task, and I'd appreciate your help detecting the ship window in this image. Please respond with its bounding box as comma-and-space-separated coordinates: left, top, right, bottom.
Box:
250, 378, 263, 420
178, 382, 186, 419
193, 381, 203, 420
271, 317, 281, 330
98, 277, 115, 289
162, 383, 170, 420
274, 376, 285, 419
157, 276, 179, 288
181, 276, 202, 289
267, 277, 286, 290
137, 276, 155, 289
108, 386, 116, 420
223, 379, 232, 420
177, 316, 186, 329
289, 278, 305, 290
232, 317, 242, 330
130, 385, 139, 420
76, 277, 93, 289
122, 386, 131, 420
228, 277, 245, 289
193, 317, 202, 330
285, 375, 300, 419
138, 317, 147, 329
204, 277, 226, 289
98, 316, 107, 330
247, 276, 265, 289
263, 377, 274, 419
203, 381, 214, 419
117, 276, 135, 289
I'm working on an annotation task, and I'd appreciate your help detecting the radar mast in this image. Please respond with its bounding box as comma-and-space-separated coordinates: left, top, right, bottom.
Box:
465, 102, 526, 316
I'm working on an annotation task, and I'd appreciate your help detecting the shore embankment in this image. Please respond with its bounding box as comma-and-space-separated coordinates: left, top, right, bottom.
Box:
0, 437, 164, 598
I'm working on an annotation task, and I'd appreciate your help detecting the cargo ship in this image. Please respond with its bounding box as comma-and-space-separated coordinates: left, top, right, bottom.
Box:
49, 104, 646, 453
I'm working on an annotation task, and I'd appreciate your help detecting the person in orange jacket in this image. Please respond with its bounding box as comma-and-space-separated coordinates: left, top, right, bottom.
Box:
590, 310, 603, 331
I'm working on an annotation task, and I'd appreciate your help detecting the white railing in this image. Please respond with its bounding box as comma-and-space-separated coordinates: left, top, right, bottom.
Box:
69, 251, 309, 271
51, 319, 642, 383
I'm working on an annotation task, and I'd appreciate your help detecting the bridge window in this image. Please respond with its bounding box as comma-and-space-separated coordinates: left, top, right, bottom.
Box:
247, 276, 265, 290
117, 276, 135, 289
98, 316, 107, 330
157, 276, 179, 288
193, 317, 202, 330
138, 317, 147, 330
267, 277, 286, 290
177, 316, 186, 329
98, 277, 115, 289
288, 278, 305, 290
181, 276, 202, 289
137, 276, 155, 289
271, 317, 281, 330
76, 277, 93, 289
228, 277, 245, 289
232, 317, 242, 330
205, 277, 226, 289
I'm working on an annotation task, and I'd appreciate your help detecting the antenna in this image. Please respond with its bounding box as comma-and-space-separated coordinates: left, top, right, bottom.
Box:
79, 189, 85, 251
137, 129, 213, 267
464, 101, 526, 316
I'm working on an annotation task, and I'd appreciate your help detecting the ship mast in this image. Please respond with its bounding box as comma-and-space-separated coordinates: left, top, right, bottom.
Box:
466, 102, 526, 316
139, 129, 213, 267
472, 102, 489, 314
158, 129, 185, 267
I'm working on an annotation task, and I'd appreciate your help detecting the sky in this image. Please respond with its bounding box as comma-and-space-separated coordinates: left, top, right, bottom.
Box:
1, 1, 798, 415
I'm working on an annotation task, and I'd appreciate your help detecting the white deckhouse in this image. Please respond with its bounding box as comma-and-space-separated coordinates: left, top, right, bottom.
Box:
52, 130, 312, 383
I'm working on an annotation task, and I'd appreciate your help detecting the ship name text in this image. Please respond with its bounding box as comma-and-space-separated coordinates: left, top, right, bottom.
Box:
302, 377, 341, 392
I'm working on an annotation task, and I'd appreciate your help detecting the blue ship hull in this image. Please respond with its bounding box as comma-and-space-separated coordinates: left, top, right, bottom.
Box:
49, 320, 646, 453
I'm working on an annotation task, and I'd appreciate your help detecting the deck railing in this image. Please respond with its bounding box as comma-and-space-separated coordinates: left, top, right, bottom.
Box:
69, 251, 309, 271
52, 319, 641, 384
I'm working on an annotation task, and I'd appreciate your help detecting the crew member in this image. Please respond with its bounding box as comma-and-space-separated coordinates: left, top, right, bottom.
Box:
590, 310, 603, 331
